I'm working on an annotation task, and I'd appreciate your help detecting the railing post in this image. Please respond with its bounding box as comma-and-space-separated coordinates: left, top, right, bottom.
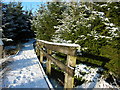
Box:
39, 44, 43, 63
2, 50, 5, 58
64, 55, 76, 88
40, 51, 43, 63
46, 49, 52, 75
36, 45, 39, 56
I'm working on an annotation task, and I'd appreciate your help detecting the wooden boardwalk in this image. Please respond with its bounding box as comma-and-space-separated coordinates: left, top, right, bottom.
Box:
1, 40, 52, 88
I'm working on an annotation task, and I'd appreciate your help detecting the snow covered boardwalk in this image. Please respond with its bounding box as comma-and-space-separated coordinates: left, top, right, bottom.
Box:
1, 39, 52, 88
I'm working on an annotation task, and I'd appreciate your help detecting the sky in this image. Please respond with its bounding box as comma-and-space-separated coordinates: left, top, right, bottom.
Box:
2, 0, 79, 13
2, 0, 120, 13
2, 0, 67, 13
2, 1, 48, 13
21, 2, 43, 13
3, 0, 52, 2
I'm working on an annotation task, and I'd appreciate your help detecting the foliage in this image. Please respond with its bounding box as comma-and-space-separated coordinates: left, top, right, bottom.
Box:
100, 38, 120, 79
31, 2, 65, 41
53, 2, 120, 79
2, 2, 34, 42
32, 2, 120, 79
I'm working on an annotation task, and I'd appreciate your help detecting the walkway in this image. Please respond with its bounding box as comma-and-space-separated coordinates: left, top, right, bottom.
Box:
2, 39, 52, 88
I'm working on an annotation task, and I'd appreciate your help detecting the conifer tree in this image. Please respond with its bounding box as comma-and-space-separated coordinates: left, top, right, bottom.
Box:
93, 2, 120, 79
31, 2, 65, 41
53, 2, 120, 79
31, 1, 120, 79
2, 2, 33, 42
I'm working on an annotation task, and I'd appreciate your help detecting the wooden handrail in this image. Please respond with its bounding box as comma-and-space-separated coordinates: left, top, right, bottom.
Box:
40, 48, 74, 77
36, 39, 80, 88
35, 39, 111, 88
37, 39, 80, 56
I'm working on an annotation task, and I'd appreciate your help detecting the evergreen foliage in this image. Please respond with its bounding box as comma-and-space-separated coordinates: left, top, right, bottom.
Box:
31, 2, 65, 41
2, 2, 34, 42
32, 2, 120, 79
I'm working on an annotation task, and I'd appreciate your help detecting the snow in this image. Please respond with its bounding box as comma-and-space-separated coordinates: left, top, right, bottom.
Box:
104, 22, 115, 27
100, 4, 108, 7
114, 6, 118, 9
92, 11, 104, 16
1, 38, 13, 42
98, 12, 104, 16
110, 23, 114, 26
0, 39, 3, 45
37, 39, 80, 48
4, 46, 17, 50
1, 39, 52, 88
104, 18, 109, 21
95, 79, 115, 88
75, 64, 117, 88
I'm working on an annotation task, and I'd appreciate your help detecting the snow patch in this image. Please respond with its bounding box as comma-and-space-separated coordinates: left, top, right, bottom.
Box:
37, 39, 80, 48
75, 64, 117, 88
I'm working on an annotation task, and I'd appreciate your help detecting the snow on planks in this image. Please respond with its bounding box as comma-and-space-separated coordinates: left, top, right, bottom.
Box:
1, 39, 52, 88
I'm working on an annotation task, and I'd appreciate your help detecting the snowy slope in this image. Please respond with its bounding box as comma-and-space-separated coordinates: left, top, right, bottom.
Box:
1, 39, 52, 88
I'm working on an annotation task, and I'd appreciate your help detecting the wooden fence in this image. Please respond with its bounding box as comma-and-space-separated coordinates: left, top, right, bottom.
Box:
35, 40, 80, 88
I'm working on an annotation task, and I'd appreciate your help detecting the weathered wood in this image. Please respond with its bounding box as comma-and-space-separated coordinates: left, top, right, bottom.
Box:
40, 49, 74, 77
35, 45, 39, 56
2, 50, 5, 58
46, 49, 52, 75
40, 51, 43, 63
37, 40, 80, 56
36, 40, 80, 88
0, 45, 3, 59
36, 43, 44, 63
64, 55, 77, 88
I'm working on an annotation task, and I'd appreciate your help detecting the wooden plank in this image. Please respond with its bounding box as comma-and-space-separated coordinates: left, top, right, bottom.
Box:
46, 49, 52, 75
37, 40, 80, 56
40, 48, 74, 77
64, 55, 77, 88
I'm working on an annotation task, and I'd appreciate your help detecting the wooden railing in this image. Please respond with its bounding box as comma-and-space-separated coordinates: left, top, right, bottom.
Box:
35, 40, 80, 88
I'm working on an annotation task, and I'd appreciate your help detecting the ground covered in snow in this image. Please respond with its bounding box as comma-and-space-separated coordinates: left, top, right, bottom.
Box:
1, 39, 52, 88
74, 64, 118, 88
0, 39, 119, 89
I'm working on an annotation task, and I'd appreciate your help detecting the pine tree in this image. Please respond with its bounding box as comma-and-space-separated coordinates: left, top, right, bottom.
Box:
31, 1, 120, 79
94, 2, 120, 79
2, 2, 33, 42
31, 2, 65, 41
53, 2, 120, 79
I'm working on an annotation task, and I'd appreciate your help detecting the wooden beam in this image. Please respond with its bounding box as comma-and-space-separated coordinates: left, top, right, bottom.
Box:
40, 48, 74, 77
37, 40, 80, 56
46, 49, 52, 75
36, 40, 79, 88
40, 51, 43, 63
64, 55, 77, 88
35, 46, 39, 56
